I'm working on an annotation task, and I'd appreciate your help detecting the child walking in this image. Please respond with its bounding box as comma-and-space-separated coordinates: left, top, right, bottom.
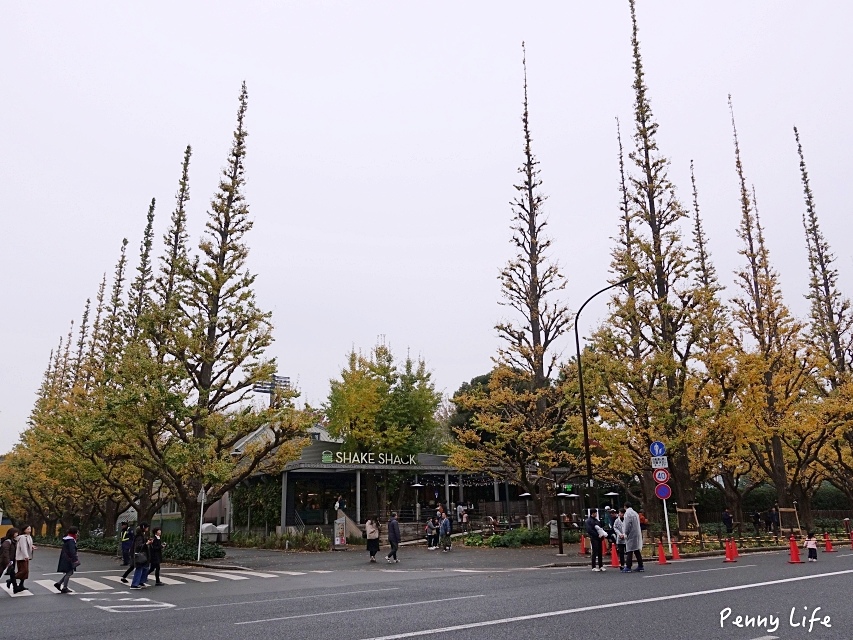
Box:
804, 531, 818, 562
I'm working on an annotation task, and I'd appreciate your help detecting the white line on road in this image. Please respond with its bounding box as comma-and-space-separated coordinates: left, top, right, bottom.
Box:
1, 584, 32, 597
748, 636, 779, 640
643, 565, 756, 578
271, 571, 307, 575
358, 569, 853, 640
177, 587, 400, 611
190, 571, 249, 581
236, 594, 485, 625
71, 577, 115, 590
163, 573, 217, 582
226, 570, 279, 578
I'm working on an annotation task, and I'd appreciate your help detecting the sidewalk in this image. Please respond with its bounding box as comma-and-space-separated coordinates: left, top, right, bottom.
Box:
197, 543, 590, 571
193, 539, 788, 572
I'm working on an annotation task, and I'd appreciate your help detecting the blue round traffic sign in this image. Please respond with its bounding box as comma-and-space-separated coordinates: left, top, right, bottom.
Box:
650, 441, 666, 457
654, 483, 672, 500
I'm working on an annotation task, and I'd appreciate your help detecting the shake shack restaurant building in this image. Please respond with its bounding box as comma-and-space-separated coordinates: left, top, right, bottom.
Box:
278, 440, 498, 529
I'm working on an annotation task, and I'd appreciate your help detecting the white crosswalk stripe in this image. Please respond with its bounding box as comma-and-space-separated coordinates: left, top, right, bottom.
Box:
3, 582, 33, 596
71, 577, 114, 591
2, 568, 297, 597
34, 580, 61, 593
149, 575, 186, 585
227, 570, 279, 578
189, 571, 249, 581
163, 573, 217, 582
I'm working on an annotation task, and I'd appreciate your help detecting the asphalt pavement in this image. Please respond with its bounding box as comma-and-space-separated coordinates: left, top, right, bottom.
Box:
4, 542, 851, 639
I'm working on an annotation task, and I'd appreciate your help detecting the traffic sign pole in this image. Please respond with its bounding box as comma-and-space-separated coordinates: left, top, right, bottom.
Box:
663, 498, 672, 554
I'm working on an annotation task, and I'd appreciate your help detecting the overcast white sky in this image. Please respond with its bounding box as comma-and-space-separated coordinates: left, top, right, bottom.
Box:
2, 2, 852, 453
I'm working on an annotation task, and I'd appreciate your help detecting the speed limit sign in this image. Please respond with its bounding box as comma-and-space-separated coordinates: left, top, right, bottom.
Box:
653, 468, 670, 484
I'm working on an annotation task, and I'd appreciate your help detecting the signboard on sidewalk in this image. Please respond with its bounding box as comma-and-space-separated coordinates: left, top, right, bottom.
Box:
333, 517, 347, 546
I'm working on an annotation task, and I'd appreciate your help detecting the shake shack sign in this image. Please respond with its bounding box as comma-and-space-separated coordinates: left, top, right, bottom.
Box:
322, 450, 417, 465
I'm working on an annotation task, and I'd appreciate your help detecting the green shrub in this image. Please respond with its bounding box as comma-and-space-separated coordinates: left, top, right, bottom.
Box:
230, 530, 331, 552
163, 539, 226, 560
462, 534, 486, 547
33, 535, 225, 560
488, 527, 550, 548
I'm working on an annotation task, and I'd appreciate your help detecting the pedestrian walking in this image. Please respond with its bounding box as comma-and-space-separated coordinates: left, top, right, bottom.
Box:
385, 512, 401, 563
54, 527, 80, 594
149, 527, 166, 585
586, 509, 605, 572
1, 528, 17, 590
764, 510, 773, 534
613, 509, 626, 569
425, 517, 438, 550
456, 502, 465, 525
751, 511, 761, 535
119, 521, 133, 566
770, 507, 780, 535
129, 522, 151, 589
14, 524, 36, 593
439, 511, 452, 552
462, 510, 469, 533
365, 516, 381, 562
722, 508, 734, 535
621, 503, 644, 572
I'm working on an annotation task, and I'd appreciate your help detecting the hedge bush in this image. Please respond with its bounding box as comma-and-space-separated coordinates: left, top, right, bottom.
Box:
33, 535, 226, 560
230, 530, 331, 552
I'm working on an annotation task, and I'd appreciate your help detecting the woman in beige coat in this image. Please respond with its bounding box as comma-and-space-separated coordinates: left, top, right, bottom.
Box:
365, 517, 381, 563
14, 524, 37, 593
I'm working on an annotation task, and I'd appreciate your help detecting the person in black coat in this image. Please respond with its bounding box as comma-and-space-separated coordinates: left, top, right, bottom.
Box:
130, 523, 151, 589
55, 527, 80, 594
585, 509, 605, 572
149, 527, 166, 586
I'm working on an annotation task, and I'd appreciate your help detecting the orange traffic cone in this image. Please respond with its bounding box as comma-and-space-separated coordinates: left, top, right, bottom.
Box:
579, 534, 587, 556
723, 538, 736, 563
657, 540, 669, 565
849, 530, 853, 550
732, 538, 739, 559
788, 535, 804, 563
823, 532, 836, 552
610, 541, 620, 568
672, 541, 682, 560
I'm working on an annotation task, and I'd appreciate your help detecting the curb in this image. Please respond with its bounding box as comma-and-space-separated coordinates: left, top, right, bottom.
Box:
537, 545, 790, 568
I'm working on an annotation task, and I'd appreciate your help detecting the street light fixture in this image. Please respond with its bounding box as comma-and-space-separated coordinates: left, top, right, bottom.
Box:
519, 492, 532, 529
575, 275, 637, 515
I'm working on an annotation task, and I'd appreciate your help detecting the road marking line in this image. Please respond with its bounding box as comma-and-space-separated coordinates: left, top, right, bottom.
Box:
177, 587, 400, 611
357, 569, 853, 640
236, 594, 485, 625
71, 577, 114, 590
163, 573, 217, 582
310, 570, 333, 573
150, 575, 185, 585
226, 570, 279, 578
643, 565, 756, 578
190, 571, 248, 581
101, 576, 133, 585
270, 571, 307, 576
1, 583, 33, 597
34, 579, 62, 593
748, 636, 779, 640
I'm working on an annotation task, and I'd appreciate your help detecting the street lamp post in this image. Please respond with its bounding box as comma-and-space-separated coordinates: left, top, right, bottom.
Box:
575, 276, 636, 517
152, 479, 163, 531
553, 471, 565, 556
